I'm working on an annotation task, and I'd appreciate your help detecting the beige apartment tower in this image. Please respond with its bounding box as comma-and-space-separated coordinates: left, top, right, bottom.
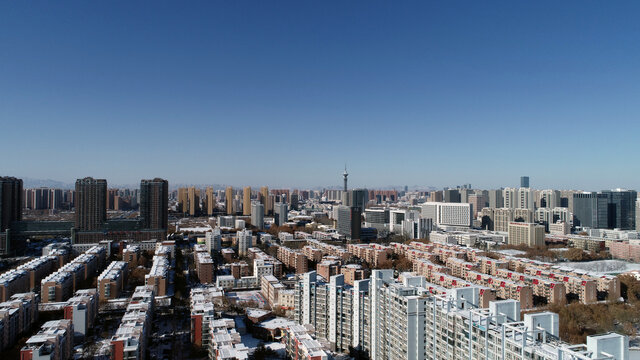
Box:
508, 222, 545, 247
226, 186, 234, 215
243, 186, 251, 216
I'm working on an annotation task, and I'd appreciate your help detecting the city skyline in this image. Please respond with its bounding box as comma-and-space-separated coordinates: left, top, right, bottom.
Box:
2, 2, 640, 189
9, 174, 640, 192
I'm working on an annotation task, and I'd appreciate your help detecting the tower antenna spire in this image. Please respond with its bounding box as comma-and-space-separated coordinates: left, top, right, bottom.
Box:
342, 164, 349, 192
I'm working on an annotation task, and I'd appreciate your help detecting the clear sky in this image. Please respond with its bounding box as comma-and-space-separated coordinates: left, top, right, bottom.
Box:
2, 1, 639, 190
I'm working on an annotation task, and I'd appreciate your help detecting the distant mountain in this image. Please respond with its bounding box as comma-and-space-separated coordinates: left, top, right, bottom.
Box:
22, 178, 74, 189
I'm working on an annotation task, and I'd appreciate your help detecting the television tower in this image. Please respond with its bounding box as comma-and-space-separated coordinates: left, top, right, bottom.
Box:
343, 165, 348, 191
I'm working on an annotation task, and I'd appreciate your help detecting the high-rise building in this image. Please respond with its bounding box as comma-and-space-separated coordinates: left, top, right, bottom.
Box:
0, 177, 22, 233
421, 202, 472, 227
139, 178, 168, 230
178, 187, 188, 213
75, 177, 107, 231
573, 192, 609, 229
251, 203, 264, 230
508, 222, 544, 247
468, 194, 485, 217
602, 189, 637, 230
237, 229, 253, 256
540, 190, 561, 208
290, 193, 299, 211
504, 188, 534, 211
344, 189, 368, 210
225, 187, 234, 215
187, 187, 199, 216
205, 186, 215, 216
275, 203, 288, 226
243, 186, 251, 216
428, 191, 443, 203
488, 190, 503, 208
337, 205, 361, 240
521, 176, 530, 188
444, 189, 460, 203
260, 186, 271, 215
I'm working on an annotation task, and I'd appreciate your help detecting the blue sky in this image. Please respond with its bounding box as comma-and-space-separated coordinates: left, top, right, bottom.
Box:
1, 1, 639, 190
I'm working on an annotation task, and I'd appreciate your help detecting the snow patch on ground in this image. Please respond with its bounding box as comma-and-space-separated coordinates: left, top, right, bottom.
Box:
561, 260, 640, 275
497, 249, 527, 256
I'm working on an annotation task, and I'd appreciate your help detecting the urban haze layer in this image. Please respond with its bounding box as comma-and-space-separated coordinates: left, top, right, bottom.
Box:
0, 173, 638, 360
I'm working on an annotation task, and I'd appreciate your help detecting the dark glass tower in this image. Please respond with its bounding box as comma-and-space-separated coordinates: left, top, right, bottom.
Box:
140, 178, 168, 230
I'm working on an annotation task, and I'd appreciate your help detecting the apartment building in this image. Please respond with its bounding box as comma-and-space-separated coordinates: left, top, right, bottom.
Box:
508, 222, 545, 247
208, 318, 249, 359
260, 275, 286, 308
481, 207, 534, 232
0, 254, 59, 302
295, 272, 370, 353
347, 244, 392, 267
190, 285, 223, 348
340, 264, 366, 285
63, 288, 99, 336
306, 239, 350, 260
97, 261, 128, 301
610, 241, 640, 262
0, 292, 39, 351
111, 286, 155, 360
40, 246, 106, 303
122, 245, 141, 267
302, 245, 323, 262
229, 262, 249, 279
41, 271, 74, 303
283, 324, 329, 360
194, 244, 215, 284
316, 259, 341, 281
295, 269, 629, 360
246, 247, 284, 278
277, 246, 308, 274
145, 255, 169, 296
21, 319, 74, 360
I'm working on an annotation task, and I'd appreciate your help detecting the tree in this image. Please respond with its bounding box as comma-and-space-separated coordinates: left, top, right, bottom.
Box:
249, 343, 279, 360
564, 248, 589, 262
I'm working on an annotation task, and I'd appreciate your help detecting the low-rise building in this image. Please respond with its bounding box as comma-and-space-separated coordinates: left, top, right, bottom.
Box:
111, 286, 155, 360
21, 319, 74, 360
97, 261, 128, 301
63, 288, 99, 336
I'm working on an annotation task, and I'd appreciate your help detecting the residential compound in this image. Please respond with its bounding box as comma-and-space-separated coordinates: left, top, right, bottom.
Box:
295, 268, 629, 360
41, 245, 106, 303
0, 292, 39, 351
111, 285, 155, 360
21, 319, 74, 360
145, 246, 171, 297
63, 288, 99, 336
97, 261, 128, 301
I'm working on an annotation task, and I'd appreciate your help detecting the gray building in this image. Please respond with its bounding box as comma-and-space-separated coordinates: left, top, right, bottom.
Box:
75, 177, 107, 231
139, 178, 168, 231
444, 189, 460, 203
343, 189, 368, 210
337, 205, 361, 240
488, 190, 503, 209
601, 189, 637, 230
573, 192, 609, 229
521, 176, 530, 188
251, 203, 264, 229
275, 202, 288, 226
0, 176, 22, 233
